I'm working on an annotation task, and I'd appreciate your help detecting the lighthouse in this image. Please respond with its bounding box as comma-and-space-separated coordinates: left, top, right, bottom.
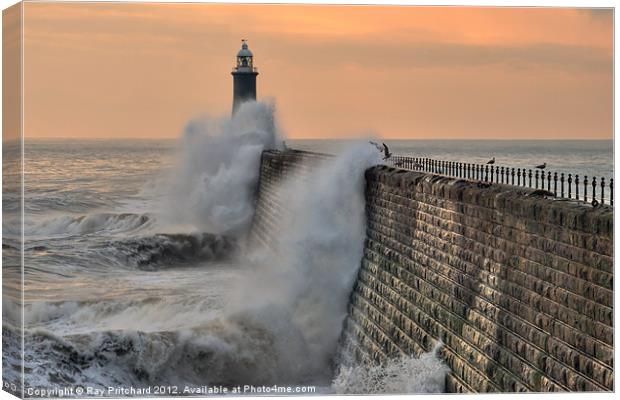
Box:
231, 39, 258, 115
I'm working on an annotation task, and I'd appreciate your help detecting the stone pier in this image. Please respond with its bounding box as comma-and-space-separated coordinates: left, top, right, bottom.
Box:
249, 150, 614, 393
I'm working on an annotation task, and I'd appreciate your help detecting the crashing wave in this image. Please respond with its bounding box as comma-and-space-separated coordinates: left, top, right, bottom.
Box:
332, 344, 449, 394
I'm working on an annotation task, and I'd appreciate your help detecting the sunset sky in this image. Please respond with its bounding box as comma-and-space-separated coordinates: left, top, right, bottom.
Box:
20, 3, 613, 139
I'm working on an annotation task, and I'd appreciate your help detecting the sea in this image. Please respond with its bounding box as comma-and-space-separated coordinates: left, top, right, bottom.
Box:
1, 132, 613, 396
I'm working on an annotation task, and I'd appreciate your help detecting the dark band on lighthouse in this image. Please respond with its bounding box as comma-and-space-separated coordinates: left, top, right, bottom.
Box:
231, 39, 258, 114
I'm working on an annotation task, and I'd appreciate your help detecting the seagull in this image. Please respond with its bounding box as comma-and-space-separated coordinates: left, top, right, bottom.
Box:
382, 143, 392, 160
487, 157, 495, 165
536, 162, 547, 170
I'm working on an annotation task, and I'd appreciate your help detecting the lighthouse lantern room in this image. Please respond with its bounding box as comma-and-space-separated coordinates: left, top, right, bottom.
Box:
231, 39, 259, 114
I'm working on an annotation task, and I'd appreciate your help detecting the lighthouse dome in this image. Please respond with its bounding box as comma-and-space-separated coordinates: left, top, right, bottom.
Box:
237, 41, 253, 57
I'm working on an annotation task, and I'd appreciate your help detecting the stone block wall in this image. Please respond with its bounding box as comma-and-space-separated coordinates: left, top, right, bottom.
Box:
250, 151, 614, 393
248, 149, 330, 250
341, 166, 613, 393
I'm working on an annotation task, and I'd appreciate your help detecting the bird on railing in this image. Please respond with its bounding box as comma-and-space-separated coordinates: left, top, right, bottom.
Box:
487, 157, 495, 165
536, 162, 547, 170
382, 143, 392, 160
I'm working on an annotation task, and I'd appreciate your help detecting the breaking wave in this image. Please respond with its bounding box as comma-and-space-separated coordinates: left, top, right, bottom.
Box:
161, 101, 281, 238
332, 344, 449, 394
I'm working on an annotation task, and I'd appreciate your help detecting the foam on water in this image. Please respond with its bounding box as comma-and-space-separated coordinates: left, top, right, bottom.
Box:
332, 344, 449, 394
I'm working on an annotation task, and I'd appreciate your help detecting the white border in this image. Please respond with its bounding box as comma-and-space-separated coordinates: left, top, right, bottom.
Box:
0, 2, 616, 400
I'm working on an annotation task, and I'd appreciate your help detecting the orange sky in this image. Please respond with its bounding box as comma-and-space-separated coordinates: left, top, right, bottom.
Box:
20, 3, 613, 139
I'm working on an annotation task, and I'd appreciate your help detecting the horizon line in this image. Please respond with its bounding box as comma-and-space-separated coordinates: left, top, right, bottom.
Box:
15, 136, 615, 141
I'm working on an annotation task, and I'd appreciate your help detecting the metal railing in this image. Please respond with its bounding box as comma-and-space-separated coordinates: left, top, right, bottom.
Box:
389, 156, 614, 206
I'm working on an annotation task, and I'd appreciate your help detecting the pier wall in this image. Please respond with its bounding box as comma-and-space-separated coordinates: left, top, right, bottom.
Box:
250, 150, 614, 393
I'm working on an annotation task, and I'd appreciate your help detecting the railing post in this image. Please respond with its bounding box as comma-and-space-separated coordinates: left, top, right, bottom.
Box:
500, 167, 504, 183
535, 170, 539, 189
547, 171, 552, 192
610, 178, 614, 206
517, 168, 521, 186
575, 175, 580, 200
553, 172, 557, 196
592, 177, 597, 204
528, 169, 532, 187
490, 165, 494, 182
485, 165, 489, 182
601, 177, 605, 205
560, 173, 565, 197
511, 168, 515, 185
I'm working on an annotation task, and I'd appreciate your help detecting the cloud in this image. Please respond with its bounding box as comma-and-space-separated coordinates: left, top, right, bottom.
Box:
262, 38, 612, 74
582, 8, 613, 21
